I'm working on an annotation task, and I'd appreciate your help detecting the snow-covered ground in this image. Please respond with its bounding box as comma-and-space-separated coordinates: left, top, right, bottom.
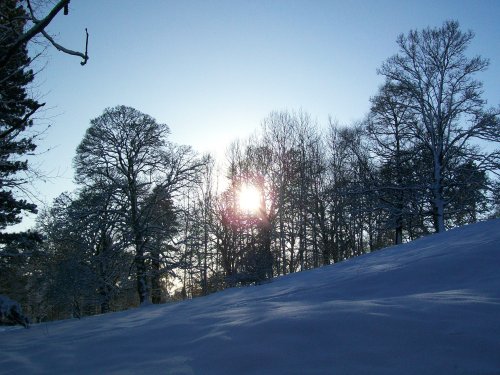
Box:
1, 219, 499, 374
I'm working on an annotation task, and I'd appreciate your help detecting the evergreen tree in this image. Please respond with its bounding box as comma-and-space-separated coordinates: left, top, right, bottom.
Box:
0, 0, 42, 256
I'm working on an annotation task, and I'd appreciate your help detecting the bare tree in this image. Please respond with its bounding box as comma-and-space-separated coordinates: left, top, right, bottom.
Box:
35, 187, 131, 319
193, 155, 218, 295
324, 122, 372, 260
366, 82, 421, 244
74, 106, 205, 305
378, 20, 499, 232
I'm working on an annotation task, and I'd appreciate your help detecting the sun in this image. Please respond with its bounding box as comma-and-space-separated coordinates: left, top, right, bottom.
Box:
238, 184, 261, 213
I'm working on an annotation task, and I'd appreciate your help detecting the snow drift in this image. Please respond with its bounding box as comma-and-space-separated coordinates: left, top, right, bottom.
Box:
1, 219, 499, 374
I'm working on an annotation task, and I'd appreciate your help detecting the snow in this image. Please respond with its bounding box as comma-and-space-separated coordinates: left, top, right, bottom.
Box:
1, 219, 500, 374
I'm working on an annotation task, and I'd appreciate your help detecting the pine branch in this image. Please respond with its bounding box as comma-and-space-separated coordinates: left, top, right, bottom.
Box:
0, 102, 45, 140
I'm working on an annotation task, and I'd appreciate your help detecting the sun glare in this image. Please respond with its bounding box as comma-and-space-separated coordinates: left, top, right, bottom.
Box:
238, 184, 261, 213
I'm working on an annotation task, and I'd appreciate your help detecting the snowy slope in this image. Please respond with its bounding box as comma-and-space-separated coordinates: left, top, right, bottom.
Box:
1, 220, 500, 375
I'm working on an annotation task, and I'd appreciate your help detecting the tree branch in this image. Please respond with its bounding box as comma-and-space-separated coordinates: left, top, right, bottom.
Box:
0, 102, 45, 140
1, 0, 69, 68
40, 27, 89, 65
0, 0, 89, 68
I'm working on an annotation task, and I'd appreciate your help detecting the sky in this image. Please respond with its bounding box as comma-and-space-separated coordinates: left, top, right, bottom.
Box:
2, 219, 500, 373
22, 0, 500, 227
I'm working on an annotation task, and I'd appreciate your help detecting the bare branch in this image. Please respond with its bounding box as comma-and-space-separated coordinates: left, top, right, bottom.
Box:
40, 27, 89, 65
0, 0, 89, 68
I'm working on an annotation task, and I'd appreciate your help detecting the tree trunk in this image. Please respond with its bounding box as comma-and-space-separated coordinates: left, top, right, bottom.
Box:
432, 153, 446, 233
395, 222, 403, 245
151, 248, 161, 304
135, 250, 148, 304
130, 180, 149, 305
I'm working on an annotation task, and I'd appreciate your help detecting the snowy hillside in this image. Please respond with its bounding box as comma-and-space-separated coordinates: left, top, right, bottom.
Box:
1, 220, 500, 374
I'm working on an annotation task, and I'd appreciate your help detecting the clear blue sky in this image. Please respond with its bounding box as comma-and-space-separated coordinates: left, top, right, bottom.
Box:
25, 0, 500, 226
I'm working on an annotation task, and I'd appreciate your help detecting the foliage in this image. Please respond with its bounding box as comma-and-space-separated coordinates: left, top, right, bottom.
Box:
0, 0, 89, 322
0, 0, 42, 253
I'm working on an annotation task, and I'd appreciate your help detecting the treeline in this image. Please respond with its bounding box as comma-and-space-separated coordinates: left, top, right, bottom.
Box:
16, 103, 497, 321
1, 19, 499, 324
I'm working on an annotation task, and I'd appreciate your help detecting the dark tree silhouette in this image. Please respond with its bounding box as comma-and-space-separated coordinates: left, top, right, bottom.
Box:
378, 20, 499, 232
75, 106, 204, 305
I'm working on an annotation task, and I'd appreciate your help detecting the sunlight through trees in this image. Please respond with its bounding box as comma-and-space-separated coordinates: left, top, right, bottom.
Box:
1, 14, 498, 324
